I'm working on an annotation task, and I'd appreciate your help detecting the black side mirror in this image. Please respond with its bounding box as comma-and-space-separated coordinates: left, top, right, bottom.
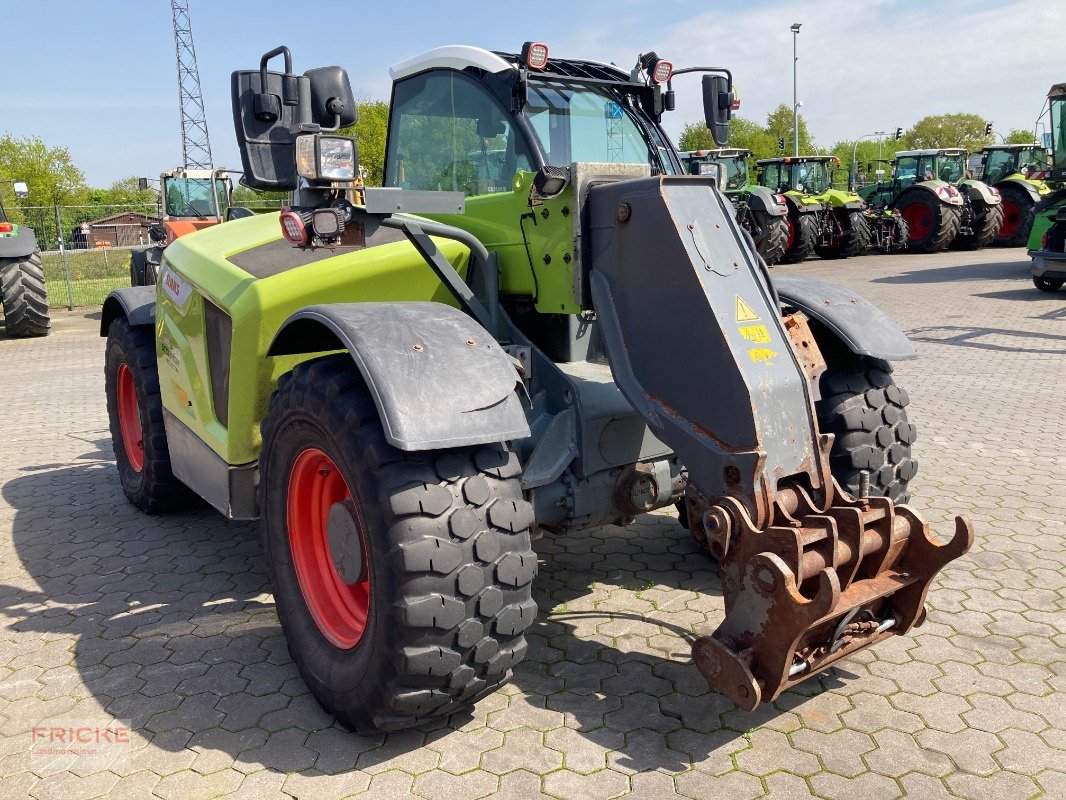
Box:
702, 74, 732, 146
305, 66, 357, 129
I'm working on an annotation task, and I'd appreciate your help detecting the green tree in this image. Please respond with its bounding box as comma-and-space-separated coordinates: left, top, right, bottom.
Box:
678, 122, 715, 151
84, 176, 157, 207
1003, 127, 1037, 144
0, 133, 86, 209
902, 113, 991, 151
678, 116, 787, 162
764, 104, 816, 156
338, 99, 390, 186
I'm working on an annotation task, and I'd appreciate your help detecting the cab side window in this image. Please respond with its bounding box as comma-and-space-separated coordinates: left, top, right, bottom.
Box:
384, 71, 532, 196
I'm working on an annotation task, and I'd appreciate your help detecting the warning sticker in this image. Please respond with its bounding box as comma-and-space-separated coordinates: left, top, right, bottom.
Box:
735, 295, 760, 322
739, 324, 771, 343
748, 347, 778, 365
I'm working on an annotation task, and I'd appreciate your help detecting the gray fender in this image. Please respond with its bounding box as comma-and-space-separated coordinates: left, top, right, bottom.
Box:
959, 179, 1001, 205
0, 227, 38, 259
773, 275, 917, 361
745, 186, 787, 217
100, 286, 156, 336
995, 178, 1040, 204
268, 301, 530, 451
897, 182, 958, 209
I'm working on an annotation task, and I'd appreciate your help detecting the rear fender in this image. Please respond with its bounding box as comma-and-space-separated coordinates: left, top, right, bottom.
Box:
0, 226, 38, 259
745, 186, 788, 217
773, 275, 916, 361
899, 182, 962, 208
958, 179, 1001, 206
267, 301, 530, 451
100, 286, 156, 336
785, 194, 822, 214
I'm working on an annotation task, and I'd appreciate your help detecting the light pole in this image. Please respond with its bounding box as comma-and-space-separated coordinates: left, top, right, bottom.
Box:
791, 22, 802, 157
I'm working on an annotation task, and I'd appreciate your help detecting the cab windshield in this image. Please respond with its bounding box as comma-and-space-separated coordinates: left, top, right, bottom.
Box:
1052, 98, 1066, 172
792, 161, 829, 194
164, 177, 227, 219
524, 79, 674, 174
984, 148, 1048, 182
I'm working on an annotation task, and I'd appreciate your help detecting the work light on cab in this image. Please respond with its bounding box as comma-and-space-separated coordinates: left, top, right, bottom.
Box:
521, 41, 549, 70
279, 209, 308, 245
295, 134, 358, 182
651, 58, 673, 84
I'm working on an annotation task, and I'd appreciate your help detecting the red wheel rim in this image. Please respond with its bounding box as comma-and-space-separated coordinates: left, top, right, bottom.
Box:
116, 363, 144, 472
786, 217, 796, 250
999, 199, 1022, 239
287, 448, 370, 649
901, 203, 933, 240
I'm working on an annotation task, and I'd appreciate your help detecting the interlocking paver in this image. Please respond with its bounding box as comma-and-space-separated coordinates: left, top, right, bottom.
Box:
0, 250, 1063, 797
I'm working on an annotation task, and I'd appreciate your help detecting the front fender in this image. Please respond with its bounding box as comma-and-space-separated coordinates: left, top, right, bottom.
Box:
773, 275, 916, 361
100, 286, 156, 336
268, 301, 530, 451
0, 226, 38, 259
959, 179, 1001, 206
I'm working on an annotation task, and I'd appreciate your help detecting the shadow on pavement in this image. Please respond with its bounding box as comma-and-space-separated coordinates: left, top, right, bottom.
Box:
871, 258, 1029, 285
907, 324, 1066, 354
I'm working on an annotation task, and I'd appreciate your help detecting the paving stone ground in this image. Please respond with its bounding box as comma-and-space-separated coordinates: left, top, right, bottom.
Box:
0, 248, 1062, 799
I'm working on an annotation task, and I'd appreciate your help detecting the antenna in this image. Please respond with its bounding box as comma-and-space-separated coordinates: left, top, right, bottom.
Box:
171, 0, 213, 170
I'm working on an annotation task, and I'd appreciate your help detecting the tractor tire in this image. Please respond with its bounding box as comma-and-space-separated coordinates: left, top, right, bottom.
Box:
993, 184, 1036, 247
755, 212, 789, 266
782, 212, 819, 264
953, 200, 1003, 250
816, 356, 917, 505
259, 355, 537, 734
104, 317, 193, 513
0, 253, 50, 338
897, 192, 960, 253
1033, 276, 1064, 292
817, 210, 871, 259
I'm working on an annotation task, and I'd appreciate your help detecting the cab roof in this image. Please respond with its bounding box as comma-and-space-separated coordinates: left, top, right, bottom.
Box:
755, 156, 834, 165
982, 143, 1041, 151
678, 148, 751, 158
389, 44, 630, 83
1049, 82, 1066, 100
894, 148, 968, 158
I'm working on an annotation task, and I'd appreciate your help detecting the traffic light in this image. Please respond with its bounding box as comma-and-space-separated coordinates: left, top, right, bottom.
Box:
894, 127, 903, 140
778, 137, 785, 150
985, 123, 993, 136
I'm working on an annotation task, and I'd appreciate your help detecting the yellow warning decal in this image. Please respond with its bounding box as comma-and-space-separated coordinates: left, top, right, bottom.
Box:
739, 324, 771, 343
748, 347, 778, 365
735, 295, 760, 322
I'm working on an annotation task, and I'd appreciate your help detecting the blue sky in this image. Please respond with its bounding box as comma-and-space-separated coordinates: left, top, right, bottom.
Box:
2, 0, 1063, 186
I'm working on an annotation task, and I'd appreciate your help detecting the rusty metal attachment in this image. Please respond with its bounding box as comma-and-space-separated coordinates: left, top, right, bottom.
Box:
690, 480, 974, 710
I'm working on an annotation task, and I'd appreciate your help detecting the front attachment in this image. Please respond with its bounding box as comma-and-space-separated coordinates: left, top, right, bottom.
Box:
690, 483, 973, 709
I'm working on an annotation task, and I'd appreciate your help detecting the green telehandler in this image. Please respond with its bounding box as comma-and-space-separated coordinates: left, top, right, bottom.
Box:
755, 156, 871, 262
99, 43, 972, 732
0, 180, 49, 337
978, 144, 1055, 247
677, 148, 790, 264
859, 149, 1002, 252
1029, 82, 1066, 291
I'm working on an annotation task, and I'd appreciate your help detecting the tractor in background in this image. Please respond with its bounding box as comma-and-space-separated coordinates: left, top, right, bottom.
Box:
99, 42, 972, 732
678, 149, 789, 265
978, 144, 1056, 247
859, 149, 1002, 252
0, 180, 49, 338
755, 156, 871, 262
129, 168, 254, 287
1029, 82, 1066, 291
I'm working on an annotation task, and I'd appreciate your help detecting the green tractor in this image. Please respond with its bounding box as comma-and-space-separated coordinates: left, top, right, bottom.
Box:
859, 148, 1002, 252
0, 180, 49, 337
1029, 82, 1066, 291
978, 144, 1056, 247
755, 156, 871, 262
678, 148, 790, 264
99, 43, 971, 732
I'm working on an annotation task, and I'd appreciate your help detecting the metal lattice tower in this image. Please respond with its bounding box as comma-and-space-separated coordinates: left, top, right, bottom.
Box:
171, 0, 213, 170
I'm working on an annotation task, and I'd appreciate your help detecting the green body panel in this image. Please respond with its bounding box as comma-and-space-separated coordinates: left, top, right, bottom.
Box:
1028, 198, 1064, 249
156, 211, 470, 466
783, 189, 821, 208
810, 188, 862, 209
998, 173, 1052, 197
428, 172, 579, 314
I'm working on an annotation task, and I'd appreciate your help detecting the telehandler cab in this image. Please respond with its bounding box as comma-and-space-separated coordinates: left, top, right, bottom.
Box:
101, 43, 972, 732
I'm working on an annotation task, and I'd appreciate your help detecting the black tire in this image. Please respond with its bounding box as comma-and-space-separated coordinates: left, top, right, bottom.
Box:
782, 212, 819, 263
994, 184, 1037, 247
129, 248, 148, 287
104, 317, 193, 512
817, 209, 871, 259
953, 200, 1003, 250
0, 253, 50, 337
886, 216, 910, 252
1033, 276, 1064, 292
260, 355, 537, 733
754, 212, 789, 266
816, 356, 917, 504
897, 192, 960, 253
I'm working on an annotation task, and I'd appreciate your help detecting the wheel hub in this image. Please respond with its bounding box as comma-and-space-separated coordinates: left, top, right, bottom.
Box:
327, 500, 364, 584
115, 362, 144, 472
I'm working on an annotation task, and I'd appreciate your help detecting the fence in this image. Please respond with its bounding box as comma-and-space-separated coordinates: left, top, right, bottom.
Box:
10, 202, 285, 310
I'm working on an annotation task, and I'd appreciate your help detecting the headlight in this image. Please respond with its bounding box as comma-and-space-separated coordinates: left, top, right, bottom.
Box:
295, 134, 357, 182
